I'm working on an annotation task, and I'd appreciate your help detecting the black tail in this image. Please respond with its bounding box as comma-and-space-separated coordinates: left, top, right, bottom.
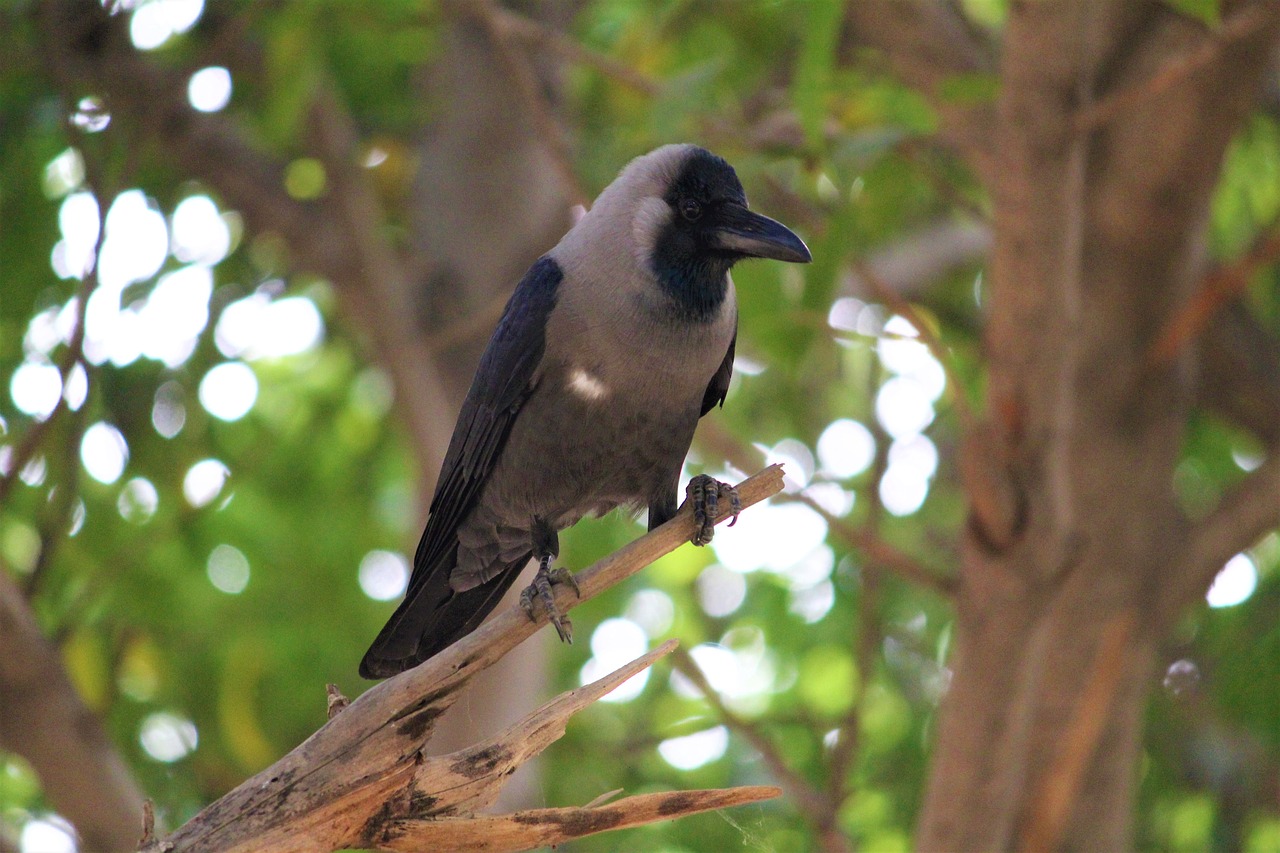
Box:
359, 545, 531, 679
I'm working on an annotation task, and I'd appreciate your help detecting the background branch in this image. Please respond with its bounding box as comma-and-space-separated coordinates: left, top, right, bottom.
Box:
0, 566, 146, 852
842, 0, 998, 180
1167, 453, 1280, 618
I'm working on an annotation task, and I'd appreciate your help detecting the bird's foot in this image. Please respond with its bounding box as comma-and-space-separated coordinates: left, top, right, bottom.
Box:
686, 474, 741, 547
519, 558, 581, 643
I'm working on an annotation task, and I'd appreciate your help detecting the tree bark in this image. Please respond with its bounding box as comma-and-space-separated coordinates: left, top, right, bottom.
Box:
909, 3, 1280, 850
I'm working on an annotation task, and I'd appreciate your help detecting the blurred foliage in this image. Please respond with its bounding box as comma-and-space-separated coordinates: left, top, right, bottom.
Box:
1, 2, 1278, 851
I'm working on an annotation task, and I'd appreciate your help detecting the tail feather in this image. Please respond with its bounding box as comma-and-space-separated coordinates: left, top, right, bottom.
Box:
360, 546, 531, 679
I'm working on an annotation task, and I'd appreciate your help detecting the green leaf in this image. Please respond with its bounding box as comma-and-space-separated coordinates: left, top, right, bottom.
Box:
1163, 0, 1222, 27
937, 72, 1000, 106
792, 0, 842, 150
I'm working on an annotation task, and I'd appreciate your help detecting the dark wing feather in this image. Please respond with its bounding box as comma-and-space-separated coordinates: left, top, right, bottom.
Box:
699, 321, 736, 416
360, 257, 562, 677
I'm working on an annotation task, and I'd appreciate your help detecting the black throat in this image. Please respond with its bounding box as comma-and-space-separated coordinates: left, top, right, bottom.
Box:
650, 245, 733, 323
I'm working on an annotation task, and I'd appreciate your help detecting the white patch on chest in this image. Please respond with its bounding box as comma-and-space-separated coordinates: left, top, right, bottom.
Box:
568, 367, 609, 401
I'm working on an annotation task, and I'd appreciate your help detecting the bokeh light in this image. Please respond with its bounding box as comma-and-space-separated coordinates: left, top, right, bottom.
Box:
657, 726, 728, 771
117, 477, 159, 524
183, 458, 230, 508
80, 422, 128, 484
817, 418, 875, 479
358, 550, 410, 601
130, 0, 205, 51
579, 617, 650, 703
19, 816, 77, 853
198, 362, 258, 421
1207, 553, 1258, 608
139, 711, 198, 762
207, 544, 250, 594
188, 66, 232, 113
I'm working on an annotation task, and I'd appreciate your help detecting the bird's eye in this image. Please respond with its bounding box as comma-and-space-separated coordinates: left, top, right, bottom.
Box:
679, 198, 702, 221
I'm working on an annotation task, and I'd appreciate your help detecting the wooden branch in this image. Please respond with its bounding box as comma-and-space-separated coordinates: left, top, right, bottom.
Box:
1166, 453, 1280, 618
1148, 222, 1280, 366
377, 786, 781, 852
1075, 4, 1280, 132
142, 467, 786, 852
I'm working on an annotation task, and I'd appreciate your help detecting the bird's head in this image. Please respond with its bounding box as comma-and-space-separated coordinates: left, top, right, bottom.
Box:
595, 144, 812, 321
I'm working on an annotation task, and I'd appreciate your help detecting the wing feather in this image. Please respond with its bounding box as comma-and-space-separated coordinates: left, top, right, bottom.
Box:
360, 257, 562, 675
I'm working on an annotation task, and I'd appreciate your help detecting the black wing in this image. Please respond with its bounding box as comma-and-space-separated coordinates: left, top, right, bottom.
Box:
360, 257, 562, 677
699, 320, 736, 416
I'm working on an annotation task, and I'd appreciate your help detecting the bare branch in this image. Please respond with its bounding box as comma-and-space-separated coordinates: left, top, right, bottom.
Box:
1148, 222, 1280, 366
1167, 454, 1280, 618
379, 786, 781, 852
489, 5, 662, 97
142, 467, 785, 852
842, 0, 998, 180
668, 646, 849, 853
1075, 4, 1280, 132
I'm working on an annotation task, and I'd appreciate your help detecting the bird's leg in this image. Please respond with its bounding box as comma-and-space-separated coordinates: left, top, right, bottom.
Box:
685, 474, 741, 547
519, 519, 580, 643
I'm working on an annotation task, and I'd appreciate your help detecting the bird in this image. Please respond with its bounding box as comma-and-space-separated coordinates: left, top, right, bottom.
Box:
360, 144, 811, 679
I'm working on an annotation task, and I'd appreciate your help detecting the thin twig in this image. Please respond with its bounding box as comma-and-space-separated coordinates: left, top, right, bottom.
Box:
788, 493, 957, 598
1147, 222, 1280, 366
0, 144, 107, 513
827, 368, 889, 809
1074, 5, 1278, 132
858, 261, 977, 433
489, 6, 662, 97
464, 0, 589, 208
668, 646, 852, 853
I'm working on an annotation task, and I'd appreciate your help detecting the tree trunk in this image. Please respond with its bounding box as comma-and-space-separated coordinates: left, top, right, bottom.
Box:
915, 4, 1280, 850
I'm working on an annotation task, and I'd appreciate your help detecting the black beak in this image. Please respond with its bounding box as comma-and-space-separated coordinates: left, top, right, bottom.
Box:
710, 203, 812, 264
